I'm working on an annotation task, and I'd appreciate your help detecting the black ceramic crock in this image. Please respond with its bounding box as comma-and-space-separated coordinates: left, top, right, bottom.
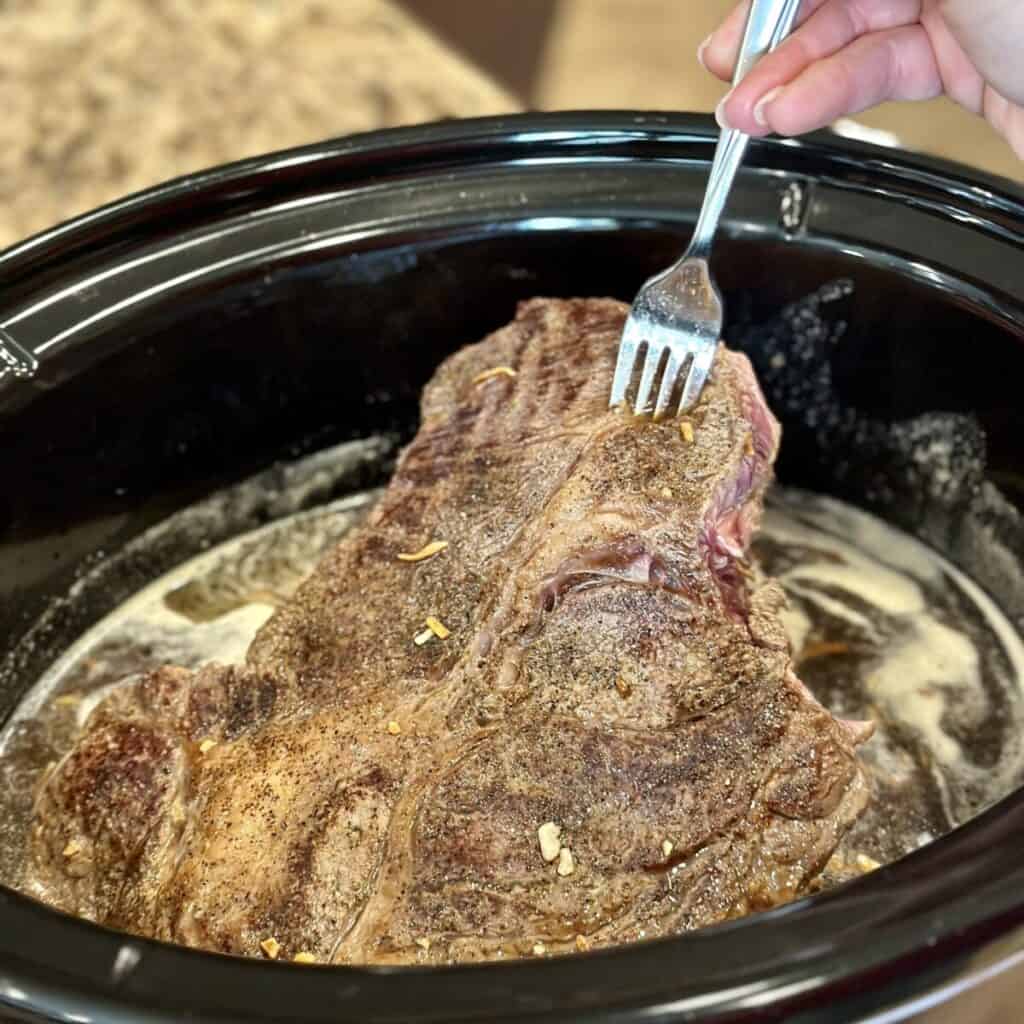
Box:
1, 112, 1024, 1023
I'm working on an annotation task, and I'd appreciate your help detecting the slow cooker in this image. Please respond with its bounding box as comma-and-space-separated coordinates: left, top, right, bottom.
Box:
1, 112, 1023, 1023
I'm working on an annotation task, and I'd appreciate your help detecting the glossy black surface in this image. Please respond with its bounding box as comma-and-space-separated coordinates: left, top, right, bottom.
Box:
1, 113, 1024, 1023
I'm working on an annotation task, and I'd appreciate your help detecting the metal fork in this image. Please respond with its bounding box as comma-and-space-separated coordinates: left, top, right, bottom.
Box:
610, 0, 802, 418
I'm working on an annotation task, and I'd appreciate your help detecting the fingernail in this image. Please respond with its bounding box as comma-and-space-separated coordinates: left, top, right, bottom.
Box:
753, 86, 783, 128
697, 34, 712, 68
714, 90, 733, 130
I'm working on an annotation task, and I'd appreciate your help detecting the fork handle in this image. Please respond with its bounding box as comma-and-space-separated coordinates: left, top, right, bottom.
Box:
732, 0, 801, 84
687, 0, 801, 261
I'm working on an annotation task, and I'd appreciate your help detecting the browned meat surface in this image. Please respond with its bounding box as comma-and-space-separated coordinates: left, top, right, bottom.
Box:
27, 298, 871, 964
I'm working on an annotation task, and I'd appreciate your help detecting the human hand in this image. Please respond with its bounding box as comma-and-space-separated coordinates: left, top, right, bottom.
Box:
702, 0, 1024, 159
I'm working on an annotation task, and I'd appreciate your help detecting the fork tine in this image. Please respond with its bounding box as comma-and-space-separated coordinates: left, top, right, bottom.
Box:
633, 343, 664, 416
652, 349, 685, 420
678, 344, 716, 413
609, 331, 641, 409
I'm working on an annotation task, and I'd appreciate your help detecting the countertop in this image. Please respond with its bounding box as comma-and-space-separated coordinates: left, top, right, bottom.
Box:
0, 0, 517, 248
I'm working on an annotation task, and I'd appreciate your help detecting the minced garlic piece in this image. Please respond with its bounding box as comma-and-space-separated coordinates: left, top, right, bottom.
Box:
797, 641, 850, 663
532, 942, 546, 957
386, 720, 402, 736
397, 540, 448, 563
53, 694, 81, 708
615, 676, 632, 698
661, 487, 673, 499
744, 433, 755, 456
415, 937, 431, 951
425, 616, 450, 640
260, 937, 281, 960
575, 934, 590, 953
414, 628, 435, 646
198, 738, 217, 754
293, 952, 317, 964
557, 848, 575, 877
473, 366, 518, 385
662, 839, 674, 858
856, 853, 881, 873
537, 822, 562, 862
680, 420, 695, 444
62, 840, 82, 858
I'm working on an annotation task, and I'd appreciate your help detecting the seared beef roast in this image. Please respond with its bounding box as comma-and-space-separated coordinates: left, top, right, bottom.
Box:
27, 298, 871, 964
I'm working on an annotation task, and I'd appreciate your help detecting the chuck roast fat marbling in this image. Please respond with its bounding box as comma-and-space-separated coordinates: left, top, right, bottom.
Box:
27, 298, 872, 964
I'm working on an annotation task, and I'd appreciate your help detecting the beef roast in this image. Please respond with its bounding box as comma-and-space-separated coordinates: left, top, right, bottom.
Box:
27, 297, 871, 964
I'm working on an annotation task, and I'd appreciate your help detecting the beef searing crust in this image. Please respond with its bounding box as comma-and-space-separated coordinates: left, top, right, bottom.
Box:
27, 298, 870, 964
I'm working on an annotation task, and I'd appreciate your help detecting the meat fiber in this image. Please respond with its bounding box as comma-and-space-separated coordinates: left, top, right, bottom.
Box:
27, 298, 871, 964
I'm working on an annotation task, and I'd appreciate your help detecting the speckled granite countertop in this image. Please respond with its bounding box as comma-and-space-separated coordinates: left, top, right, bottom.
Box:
0, 0, 518, 248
